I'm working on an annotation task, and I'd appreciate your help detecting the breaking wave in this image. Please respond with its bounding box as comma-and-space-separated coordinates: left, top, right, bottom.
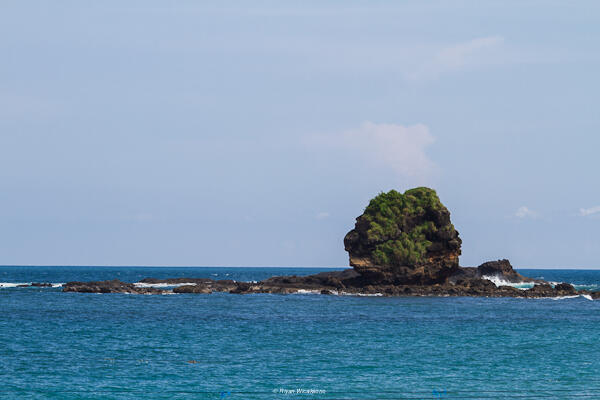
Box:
573, 284, 600, 291
295, 289, 321, 294
0, 282, 25, 288
481, 276, 535, 290
528, 294, 594, 301
0, 282, 64, 288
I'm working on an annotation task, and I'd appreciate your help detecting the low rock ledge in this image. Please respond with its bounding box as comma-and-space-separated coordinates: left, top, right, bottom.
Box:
61, 260, 600, 299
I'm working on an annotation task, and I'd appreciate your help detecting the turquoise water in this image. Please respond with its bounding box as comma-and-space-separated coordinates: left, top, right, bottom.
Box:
2, 266, 600, 399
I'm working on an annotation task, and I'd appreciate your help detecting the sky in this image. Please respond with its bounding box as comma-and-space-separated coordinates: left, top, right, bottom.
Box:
1, 1, 599, 268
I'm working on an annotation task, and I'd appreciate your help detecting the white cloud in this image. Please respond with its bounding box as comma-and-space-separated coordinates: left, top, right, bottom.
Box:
316, 212, 330, 220
311, 122, 435, 180
408, 35, 505, 81
515, 206, 538, 219
579, 206, 600, 217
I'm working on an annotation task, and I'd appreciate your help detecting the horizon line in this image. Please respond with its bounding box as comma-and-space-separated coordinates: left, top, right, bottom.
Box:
0, 264, 599, 270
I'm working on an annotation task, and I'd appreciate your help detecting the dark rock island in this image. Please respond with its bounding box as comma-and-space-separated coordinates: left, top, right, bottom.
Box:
63, 187, 600, 299
344, 187, 461, 285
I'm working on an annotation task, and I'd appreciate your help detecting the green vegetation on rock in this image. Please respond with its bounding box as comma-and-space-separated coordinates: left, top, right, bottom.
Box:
359, 187, 455, 266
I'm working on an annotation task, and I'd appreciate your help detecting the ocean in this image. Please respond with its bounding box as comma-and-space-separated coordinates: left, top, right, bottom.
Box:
1, 266, 600, 399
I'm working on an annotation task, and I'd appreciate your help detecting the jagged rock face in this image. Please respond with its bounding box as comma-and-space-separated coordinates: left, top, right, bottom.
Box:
343, 187, 461, 284
477, 259, 533, 283
450, 259, 543, 285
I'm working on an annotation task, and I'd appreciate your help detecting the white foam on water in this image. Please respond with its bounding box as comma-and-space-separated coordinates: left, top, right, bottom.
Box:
550, 295, 580, 300
337, 291, 383, 297
294, 289, 383, 296
0, 282, 28, 288
481, 276, 534, 289
573, 284, 599, 291
529, 295, 593, 301
483, 278, 597, 298
1, 282, 64, 288
133, 282, 198, 288
295, 289, 321, 294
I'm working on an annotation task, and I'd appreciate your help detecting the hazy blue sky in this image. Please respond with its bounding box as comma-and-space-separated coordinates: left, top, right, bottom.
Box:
1, 1, 599, 268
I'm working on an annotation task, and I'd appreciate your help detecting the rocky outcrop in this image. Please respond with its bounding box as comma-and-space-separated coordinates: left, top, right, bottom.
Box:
62, 280, 165, 294
344, 187, 461, 285
476, 259, 537, 283
138, 278, 217, 285
554, 282, 578, 294
523, 283, 578, 298
16, 282, 53, 288
58, 188, 599, 299
172, 279, 237, 294
174, 285, 213, 294
60, 269, 598, 299
449, 259, 543, 285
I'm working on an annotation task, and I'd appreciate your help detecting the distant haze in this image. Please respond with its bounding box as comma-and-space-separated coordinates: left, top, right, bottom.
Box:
1, 1, 599, 268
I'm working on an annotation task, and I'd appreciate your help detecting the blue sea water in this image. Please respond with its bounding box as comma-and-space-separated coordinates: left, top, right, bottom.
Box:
1, 266, 600, 399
